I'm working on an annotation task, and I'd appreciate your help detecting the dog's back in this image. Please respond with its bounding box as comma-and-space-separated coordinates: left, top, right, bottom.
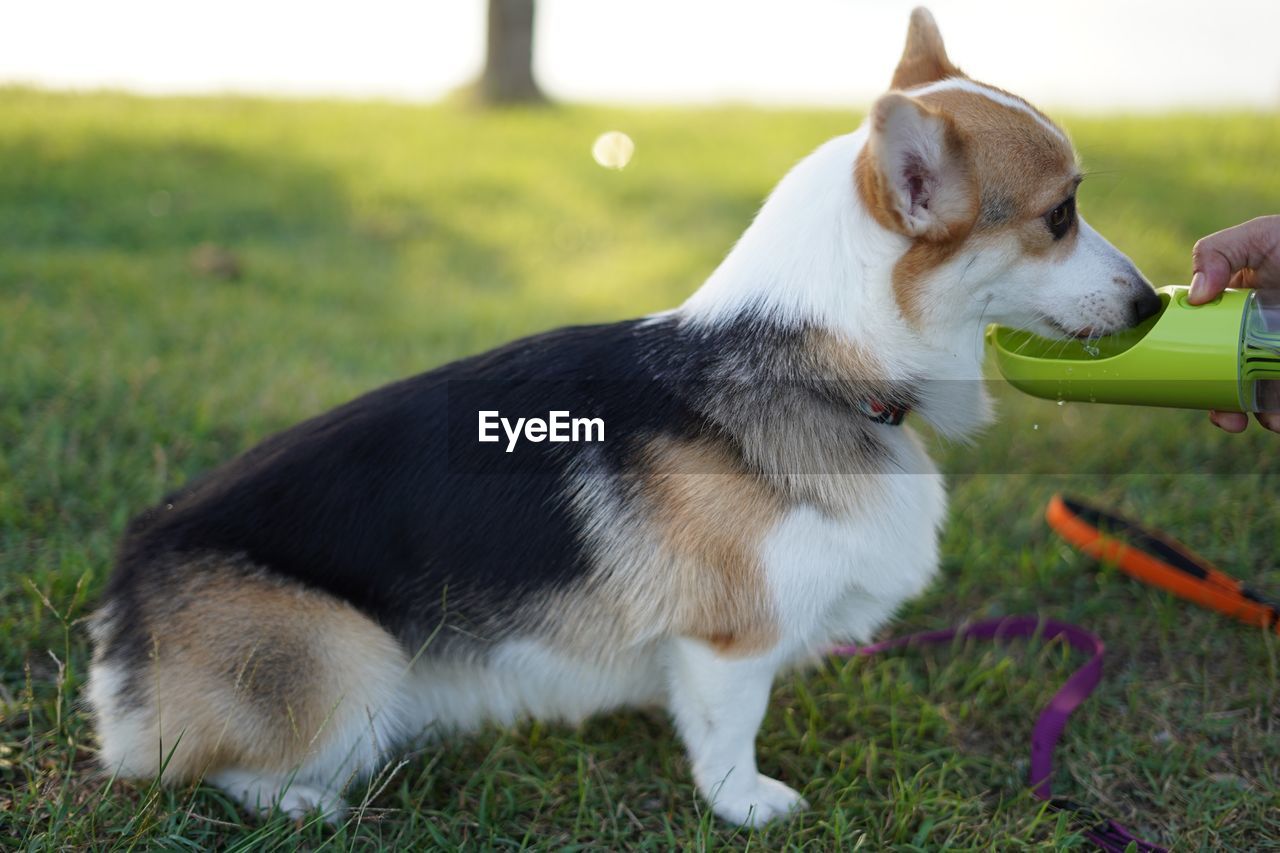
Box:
88, 313, 822, 816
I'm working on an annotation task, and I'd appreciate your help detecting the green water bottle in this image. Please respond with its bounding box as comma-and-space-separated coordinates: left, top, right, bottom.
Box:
987, 286, 1280, 413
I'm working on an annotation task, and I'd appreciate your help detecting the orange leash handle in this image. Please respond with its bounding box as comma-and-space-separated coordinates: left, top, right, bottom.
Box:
1046, 495, 1279, 634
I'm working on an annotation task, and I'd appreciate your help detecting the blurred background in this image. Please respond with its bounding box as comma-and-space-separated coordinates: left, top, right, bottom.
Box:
4, 0, 1280, 109
3, 1, 1279, 849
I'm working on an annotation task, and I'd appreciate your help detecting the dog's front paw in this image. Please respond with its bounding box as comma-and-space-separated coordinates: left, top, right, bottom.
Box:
209, 770, 348, 824
276, 784, 347, 823
710, 773, 807, 827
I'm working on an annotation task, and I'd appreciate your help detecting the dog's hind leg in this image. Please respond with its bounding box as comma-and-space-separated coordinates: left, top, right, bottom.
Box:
87, 560, 412, 821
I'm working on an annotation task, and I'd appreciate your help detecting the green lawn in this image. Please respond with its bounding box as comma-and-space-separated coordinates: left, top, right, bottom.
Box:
2, 88, 1278, 849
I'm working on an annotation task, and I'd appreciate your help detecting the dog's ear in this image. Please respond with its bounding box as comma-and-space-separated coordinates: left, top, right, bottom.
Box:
891, 8, 962, 90
859, 92, 974, 241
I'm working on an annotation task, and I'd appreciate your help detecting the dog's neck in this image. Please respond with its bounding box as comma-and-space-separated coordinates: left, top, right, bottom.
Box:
679, 127, 992, 441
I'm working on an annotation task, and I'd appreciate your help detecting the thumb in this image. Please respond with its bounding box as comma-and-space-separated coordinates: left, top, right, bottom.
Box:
1189, 237, 1236, 304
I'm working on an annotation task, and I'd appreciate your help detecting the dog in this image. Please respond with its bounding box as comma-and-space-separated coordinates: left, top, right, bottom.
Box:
86, 8, 1159, 827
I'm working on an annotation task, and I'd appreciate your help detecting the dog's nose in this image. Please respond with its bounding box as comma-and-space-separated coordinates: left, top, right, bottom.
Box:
1131, 286, 1163, 324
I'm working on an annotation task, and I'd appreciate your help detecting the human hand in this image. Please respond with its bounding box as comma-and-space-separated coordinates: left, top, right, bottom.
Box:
1188, 215, 1280, 433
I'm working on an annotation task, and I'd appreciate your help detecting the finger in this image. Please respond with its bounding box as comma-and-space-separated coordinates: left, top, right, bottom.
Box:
1209, 410, 1249, 432
1256, 412, 1280, 434
1192, 216, 1280, 297
1187, 227, 1249, 303
1182, 258, 1233, 306
1228, 268, 1255, 289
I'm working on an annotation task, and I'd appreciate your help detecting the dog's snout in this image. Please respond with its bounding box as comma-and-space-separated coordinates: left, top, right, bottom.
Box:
1130, 284, 1163, 324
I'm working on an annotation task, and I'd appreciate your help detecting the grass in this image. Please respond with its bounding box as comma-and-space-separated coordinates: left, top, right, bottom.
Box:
2, 86, 1279, 849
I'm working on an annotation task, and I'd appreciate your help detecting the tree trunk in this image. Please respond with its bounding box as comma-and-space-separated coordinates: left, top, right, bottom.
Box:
481, 0, 545, 104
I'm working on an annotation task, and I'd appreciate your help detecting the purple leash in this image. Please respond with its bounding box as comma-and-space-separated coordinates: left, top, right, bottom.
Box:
831, 615, 1167, 852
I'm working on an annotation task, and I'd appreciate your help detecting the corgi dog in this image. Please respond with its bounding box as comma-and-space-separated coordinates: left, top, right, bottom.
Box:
87, 8, 1159, 828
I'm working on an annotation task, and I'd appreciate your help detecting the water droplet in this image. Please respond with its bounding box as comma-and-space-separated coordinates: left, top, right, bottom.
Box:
1032, 423, 1039, 430
1083, 343, 1101, 358
1057, 400, 1065, 406
592, 131, 634, 170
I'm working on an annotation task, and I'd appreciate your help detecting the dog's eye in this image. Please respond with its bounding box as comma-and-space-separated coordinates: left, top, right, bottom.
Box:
1045, 197, 1076, 240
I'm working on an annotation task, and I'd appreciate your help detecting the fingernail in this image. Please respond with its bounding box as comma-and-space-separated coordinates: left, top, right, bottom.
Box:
1189, 271, 1207, 302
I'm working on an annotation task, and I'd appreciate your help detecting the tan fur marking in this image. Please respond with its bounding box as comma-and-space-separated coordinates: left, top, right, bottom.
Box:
642, 437, 782, 656
891, 8, 964, 89
546, 439, 785, 658
854, 142, 906, 236
920, 87, 1078, 271
116, 563, 406, 780
892, 238, 967, 326
805, 327, 884, 384
916, 88, 1074, 224
966, 80, 1058, 132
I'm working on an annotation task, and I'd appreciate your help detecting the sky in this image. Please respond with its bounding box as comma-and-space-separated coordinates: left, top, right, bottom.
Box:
3, 0, 1278, 111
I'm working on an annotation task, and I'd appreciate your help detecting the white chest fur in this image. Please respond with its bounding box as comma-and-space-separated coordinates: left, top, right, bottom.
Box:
760, 427, 947, 654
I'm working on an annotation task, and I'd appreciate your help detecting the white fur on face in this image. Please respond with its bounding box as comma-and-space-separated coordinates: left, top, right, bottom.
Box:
1022, 217, 1151, 337
921, 216, 1150, 339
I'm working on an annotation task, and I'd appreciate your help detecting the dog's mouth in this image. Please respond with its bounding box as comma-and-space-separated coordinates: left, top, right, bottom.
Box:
1044, 318, 1100, 340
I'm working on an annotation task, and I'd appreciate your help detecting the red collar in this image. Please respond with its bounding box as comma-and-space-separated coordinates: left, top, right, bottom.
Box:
857, 398, 910, 426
